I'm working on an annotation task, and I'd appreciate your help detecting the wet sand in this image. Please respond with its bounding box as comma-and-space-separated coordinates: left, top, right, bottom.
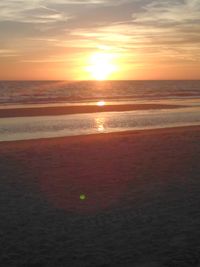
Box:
0, 103, 185, 118
0, 126, 200, 266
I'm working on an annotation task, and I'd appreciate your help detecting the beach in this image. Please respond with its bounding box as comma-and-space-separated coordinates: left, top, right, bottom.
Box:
1, 126, 200, 266
1, 0, 200, 263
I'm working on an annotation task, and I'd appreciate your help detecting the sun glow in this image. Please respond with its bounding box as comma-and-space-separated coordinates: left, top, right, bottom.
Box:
86, 52, 117, 80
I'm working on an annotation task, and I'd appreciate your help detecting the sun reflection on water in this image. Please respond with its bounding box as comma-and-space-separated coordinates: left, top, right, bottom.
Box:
97, 100, 105, 106
95, 117, 106, 132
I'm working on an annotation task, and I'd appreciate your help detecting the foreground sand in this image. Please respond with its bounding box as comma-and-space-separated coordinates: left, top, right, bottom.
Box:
0, 126, 200, 266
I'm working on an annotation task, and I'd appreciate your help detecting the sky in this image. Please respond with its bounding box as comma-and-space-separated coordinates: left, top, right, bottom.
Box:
0, 0, 200, 80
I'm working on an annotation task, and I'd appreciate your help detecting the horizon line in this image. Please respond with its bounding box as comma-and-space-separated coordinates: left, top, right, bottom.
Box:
1, 79, 200, 82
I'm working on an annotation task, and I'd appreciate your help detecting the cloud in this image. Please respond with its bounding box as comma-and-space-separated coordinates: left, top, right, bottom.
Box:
132, 0, 200, 24
0, 49, 19, 56
0, 0, 200, 78
0, 0, 71, 24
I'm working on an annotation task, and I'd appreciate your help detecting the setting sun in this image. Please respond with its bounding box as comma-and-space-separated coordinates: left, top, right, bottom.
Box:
86, 52, 117, 80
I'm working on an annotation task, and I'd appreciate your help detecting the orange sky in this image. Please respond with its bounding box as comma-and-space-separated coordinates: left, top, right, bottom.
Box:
0, 0, 200, 80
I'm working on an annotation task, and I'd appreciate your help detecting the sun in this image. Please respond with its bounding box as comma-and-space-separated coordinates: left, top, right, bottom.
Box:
86, 52, 117, 80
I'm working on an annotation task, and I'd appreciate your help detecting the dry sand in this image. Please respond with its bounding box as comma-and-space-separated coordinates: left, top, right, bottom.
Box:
0, 103, 185, 118
0, 126, 200, 266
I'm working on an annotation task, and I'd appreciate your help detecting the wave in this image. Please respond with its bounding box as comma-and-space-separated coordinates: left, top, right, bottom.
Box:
0, 80, 200, 105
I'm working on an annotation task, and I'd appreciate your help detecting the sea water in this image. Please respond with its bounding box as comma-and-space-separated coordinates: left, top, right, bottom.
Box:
0, 80, 200, 141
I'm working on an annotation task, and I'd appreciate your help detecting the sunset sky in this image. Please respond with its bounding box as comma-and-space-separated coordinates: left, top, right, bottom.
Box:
0, 0, 200, 80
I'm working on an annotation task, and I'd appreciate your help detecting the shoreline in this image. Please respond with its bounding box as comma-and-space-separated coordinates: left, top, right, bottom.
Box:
1, 124, 200, 146
0, 103, 186, 118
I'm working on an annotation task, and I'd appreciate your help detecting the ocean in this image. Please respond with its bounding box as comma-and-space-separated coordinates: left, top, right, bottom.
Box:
1, 80, 200, 105
0, 80, 200, 141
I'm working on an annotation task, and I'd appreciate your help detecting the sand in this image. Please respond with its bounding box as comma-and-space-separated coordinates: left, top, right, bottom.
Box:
0, 126, 200, 266
0, 103, 185, 118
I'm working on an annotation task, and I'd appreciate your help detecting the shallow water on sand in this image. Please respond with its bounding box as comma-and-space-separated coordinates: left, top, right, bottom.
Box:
1, 80, 200, 141
1, 106, 200, 141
